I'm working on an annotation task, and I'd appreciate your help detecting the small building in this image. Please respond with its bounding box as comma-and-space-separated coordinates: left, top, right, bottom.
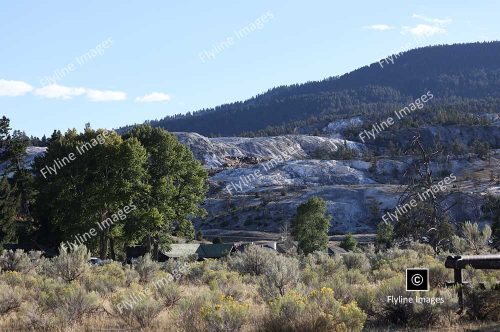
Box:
328, 246, 348, 256
162, 243, 236, 260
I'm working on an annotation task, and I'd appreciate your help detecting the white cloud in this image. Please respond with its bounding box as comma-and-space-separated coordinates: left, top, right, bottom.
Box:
86, 89, 127, 102
402, 14, 452, 38
33, 84, 126, 101
365, 24, 393, 31
0, 79, 33, 96
135, 92, 171, 103
412, 14, 452, 25
402, 24, 446, 38
34, 84, 86, 99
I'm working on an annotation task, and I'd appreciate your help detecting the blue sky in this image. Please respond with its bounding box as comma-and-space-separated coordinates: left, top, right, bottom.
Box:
1, 0, 498, 137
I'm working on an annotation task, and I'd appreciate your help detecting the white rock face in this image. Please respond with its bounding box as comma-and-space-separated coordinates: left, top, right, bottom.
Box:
11, 131, 492, 234
0, 146, 46, 175
213, 159, 376, 194
324, 117, 363, 136
174, 132, 365, 169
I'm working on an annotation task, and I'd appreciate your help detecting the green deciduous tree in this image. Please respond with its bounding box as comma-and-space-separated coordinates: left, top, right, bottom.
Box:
292, 197, 331, 255
34, 125, 208, 260
124, 125, 207, 257
34, 128, 148, 259
176, 219, 195, 241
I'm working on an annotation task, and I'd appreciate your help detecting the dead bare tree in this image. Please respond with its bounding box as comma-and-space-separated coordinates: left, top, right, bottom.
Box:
394, 134, 458, 252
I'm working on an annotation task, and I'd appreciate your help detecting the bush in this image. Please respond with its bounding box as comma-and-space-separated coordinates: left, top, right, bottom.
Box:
340, 233, 357, 251
342, 252, 370, 272
262, 288, 366, 332
200, 294, 250, 332
134, 253, 160, 283
0, 250, 41, 273
429, 264, 451, 288
0, 284, 23, 314
111, 287, 163, 329
82, 262, 126, 294
464, 286, 500, 321
206, 269, 245, 300
38, 282, 99, 327
124, 264, 140, 286
372, 275, 458, 328
154, 280, 182, 308
303, 252, 345, 283
46, 245, 90, 282
228, 244, 276, 276
259, 254, 300, 300
373, 275, 414, 325
21, 304, 57, 332
176, 292, 211, 332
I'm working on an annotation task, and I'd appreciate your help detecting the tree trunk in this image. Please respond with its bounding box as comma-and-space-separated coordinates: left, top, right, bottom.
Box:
153, 239, 159, 261
99, 230, 108, 259
109, 237, 116, 261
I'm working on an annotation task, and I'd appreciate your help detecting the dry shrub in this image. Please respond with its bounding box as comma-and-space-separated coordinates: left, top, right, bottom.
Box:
372, 275, 414, 326
464, 286, 500, 321
82, 261, 126, 295
259, 254, 300, 300
154, 280, 182, 308
110, 286, 163, 329
38, 282, 99, 328
20, 304, 57, 332
0, 250, 42, 273
429, 264, 452, 288
176, 291, 211, 332
186, 260, 225, 284
200, 294, 250, 332
228, 244, 276, 276
342, 253, 370, 272
0, 284, 23, 314
373, 275, 459, 328
205, 269, 245, 300
134, 253, 160, 283
46, 245, 90, 282
124, 264, 140, 286
260, 288, 366, 332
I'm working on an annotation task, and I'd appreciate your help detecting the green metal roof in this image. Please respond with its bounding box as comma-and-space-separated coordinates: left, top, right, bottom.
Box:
163, 243, 234, 259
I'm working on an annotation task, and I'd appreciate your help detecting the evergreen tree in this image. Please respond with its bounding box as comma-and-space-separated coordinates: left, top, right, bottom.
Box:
292, 197, 331, 254
0, 177, 19, 245
0, 117, 36, 241
376, 222, 394, 249
340, 233, 357, 251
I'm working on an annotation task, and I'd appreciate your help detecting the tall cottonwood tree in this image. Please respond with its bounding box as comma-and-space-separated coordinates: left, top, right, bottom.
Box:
34, 125, 207, 260
124, 125, 208, 258
34, 128, 148, 258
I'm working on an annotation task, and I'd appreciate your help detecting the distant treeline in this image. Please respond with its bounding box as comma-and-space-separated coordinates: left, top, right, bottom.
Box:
119, 41, 500, 137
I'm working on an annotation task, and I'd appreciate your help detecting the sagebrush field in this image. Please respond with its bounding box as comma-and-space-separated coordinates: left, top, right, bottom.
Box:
0, 243, 499, 332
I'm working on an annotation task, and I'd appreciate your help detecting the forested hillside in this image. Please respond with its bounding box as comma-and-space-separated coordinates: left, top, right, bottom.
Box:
122, 42, 500, 136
